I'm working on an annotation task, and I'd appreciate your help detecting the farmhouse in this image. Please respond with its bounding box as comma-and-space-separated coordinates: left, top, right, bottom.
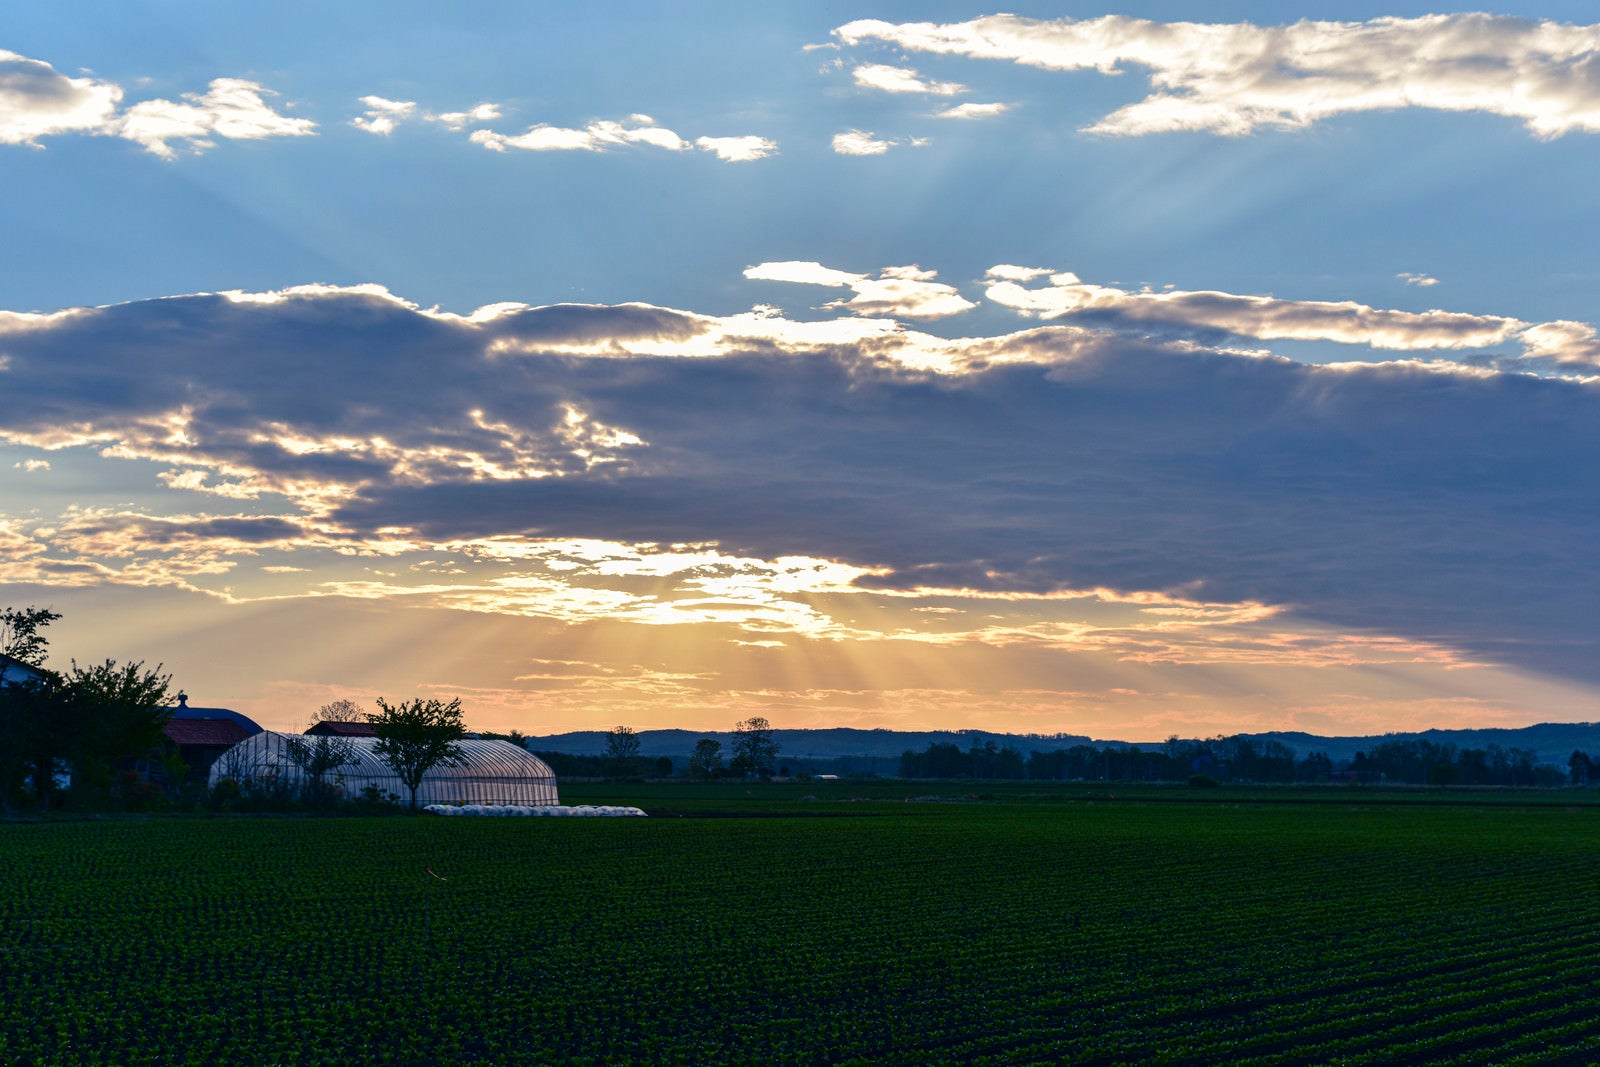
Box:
209, 731, 560, 806
168, 691, 264, 737
305, 719, 377, 737
152, 692, 265, 786
0, 651, 46, 687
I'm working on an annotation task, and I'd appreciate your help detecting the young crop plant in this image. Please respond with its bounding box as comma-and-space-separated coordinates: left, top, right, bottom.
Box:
2, 793, 1600, 1063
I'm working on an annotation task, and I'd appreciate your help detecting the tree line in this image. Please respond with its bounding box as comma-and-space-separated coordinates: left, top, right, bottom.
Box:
535, 718, 783, 780
900, 734, 1579, 787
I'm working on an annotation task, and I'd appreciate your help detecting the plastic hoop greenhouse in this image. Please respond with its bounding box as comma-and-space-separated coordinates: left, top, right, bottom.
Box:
208, 732, 560, 806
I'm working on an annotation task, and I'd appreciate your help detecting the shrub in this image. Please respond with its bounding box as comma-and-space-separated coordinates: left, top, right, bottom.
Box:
206, 777, 242, 812
351, 784, 402, 813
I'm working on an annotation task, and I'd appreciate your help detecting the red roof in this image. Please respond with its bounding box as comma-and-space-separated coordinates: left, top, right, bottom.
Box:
307, 720, 377, 737
164, 718, 249, 747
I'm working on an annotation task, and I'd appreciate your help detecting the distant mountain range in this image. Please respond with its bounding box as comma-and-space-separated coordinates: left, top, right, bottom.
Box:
523, 723, 1600, 768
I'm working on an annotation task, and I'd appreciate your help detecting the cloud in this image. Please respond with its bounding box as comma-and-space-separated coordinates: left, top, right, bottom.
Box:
428, 103, 501, 131
12, 459, 49, 472
470, 113, 681, 152
3, 282, 1599, 688
695, 134, 778, 162
935, 102, 1009, 120
352, 97, 501, 135
1398, 272, 1440, 287
351, 96, 416, 135
43, 508, 322, 559
2, 50, 310, 157
984, 265, 1054, 283
834, 14, 1600, 138
1519, 320, 1600, 367
471, 114, 772, 160
831, 128, 894, 155
744, 261, 867, 287
354, 99, 772, 159
852, 63, 966, 96
984, 267, 1600, 364
745, 261, 977, 320
0, 50, 123, 145
826, 265, 976, 319
116, 79, 315, 158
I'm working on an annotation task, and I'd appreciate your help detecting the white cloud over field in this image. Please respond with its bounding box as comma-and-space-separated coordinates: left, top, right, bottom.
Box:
694, 134, 778, 162
470, 113, 774, 161
745, 261, 975, 319
118, 79, 314, 158
351, 96, 415, 135
935, 102, 1009, 120
852, 63, 966, 96
834, 14, 1600, 138
0, 49, 122, 145
1, 50, 312, 156
831, 128, 895, 155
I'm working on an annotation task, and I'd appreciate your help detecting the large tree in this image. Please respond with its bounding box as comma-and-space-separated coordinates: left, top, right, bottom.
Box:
688, 738, 723, 781
604, 725, 641, 777
730, 717, 779, 779
367, 697, 467, 811
0, 676, 62, 813
0, 606, 63, 811
316, 698, 366, 723
60, 658, 174, 801
0, 607, 173, 811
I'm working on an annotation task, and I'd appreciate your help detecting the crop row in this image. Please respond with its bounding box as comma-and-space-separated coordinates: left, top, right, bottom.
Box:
2, 800, 1598, 1064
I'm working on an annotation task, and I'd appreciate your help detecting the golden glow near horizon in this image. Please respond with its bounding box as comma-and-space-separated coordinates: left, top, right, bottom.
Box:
11, 509, 1587, 739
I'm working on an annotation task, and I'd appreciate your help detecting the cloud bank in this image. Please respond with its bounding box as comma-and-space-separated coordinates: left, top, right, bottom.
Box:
2, 283, 1598, 687
834, 14, 1600, 137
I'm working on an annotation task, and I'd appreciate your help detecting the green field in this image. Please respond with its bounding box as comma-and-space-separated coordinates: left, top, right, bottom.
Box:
4, 784, 1600, 1065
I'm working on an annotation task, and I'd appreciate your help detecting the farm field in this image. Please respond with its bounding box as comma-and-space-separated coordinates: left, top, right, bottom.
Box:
4, 786, 1600, 1065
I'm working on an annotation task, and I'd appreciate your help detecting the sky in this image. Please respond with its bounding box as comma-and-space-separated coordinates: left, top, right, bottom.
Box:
3, 2, 1599, 739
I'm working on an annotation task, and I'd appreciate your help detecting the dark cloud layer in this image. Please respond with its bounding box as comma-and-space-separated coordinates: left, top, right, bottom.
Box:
4, 290, 1597, 682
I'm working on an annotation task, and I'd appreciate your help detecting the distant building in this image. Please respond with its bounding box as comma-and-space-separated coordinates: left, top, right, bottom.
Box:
161, 716, 252, 785
140, 692, 266, 789
0, 651, 47, 687
306, 720, 377, 737
167, 691, 264, 736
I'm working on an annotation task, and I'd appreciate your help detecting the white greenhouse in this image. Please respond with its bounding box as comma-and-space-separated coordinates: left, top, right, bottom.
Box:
208, 732, 560, 807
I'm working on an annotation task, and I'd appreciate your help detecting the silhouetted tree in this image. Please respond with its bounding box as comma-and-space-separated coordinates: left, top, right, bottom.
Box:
59, 658, 174, 804
1, 605, 61, 682
731, 717, 779, 778
689, 738, 723, 780
1, 606, 63, 811
368, 697, 467, 810
604, 725, 642, 777
317, 698, 366, 722
1296, 752, 1333, 783
284, 733, 358, 808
